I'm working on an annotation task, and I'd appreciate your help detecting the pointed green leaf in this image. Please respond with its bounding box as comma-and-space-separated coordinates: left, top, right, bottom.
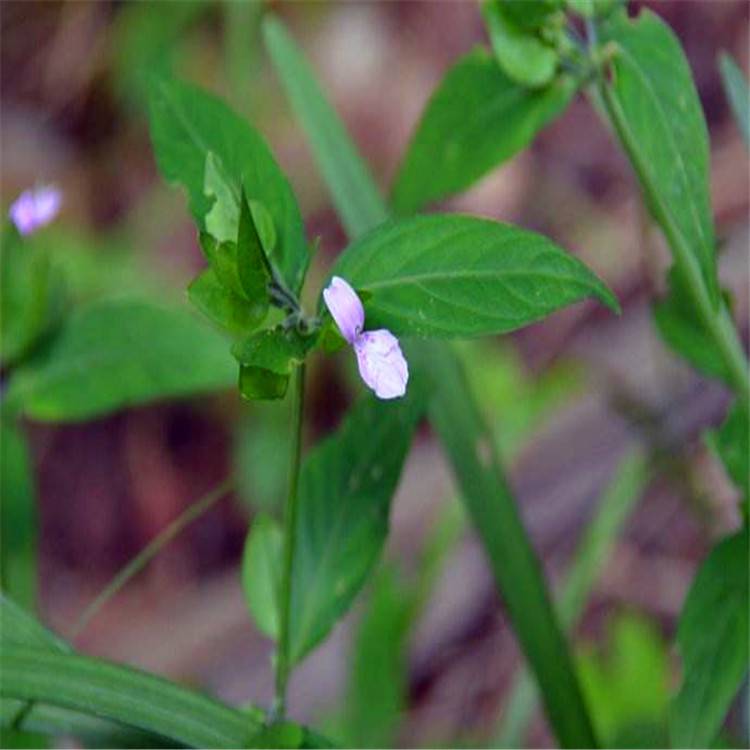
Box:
601, 10, 719, 306
670, 529, 749, 748
391, 49, 575, 213
148, 78, 308, 292
236, 189, 273, 304
288, 391, 426, 663
188, 268, 266, 334
242, 513, 283, 638
330, 214, 618, 338
5, 299, 236, 422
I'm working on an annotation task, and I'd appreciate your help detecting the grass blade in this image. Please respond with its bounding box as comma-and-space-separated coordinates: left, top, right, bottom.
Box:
0, 646, 259, 748
262, 16, 388, 238
495, 449, 649, 746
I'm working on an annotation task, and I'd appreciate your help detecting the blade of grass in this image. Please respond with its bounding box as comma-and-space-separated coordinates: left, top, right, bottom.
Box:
71, 477, 234, 638
262, 16, 597, 747
495, 449, 649, 747
262, 17, 389, 238
0, 645, 260, 748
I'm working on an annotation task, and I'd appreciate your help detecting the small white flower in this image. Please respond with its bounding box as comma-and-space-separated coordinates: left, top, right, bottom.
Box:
9, 185, 62, 235
323, 276, 408, 400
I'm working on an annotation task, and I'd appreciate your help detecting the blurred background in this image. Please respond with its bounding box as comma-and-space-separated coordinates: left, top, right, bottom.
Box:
1, 1, 748, 746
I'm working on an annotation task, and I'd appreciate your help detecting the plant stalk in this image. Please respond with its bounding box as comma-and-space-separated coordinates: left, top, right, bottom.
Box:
272, 362, 306, 720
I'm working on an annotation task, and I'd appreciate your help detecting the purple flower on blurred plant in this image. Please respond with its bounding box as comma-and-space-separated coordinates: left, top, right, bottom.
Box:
9, 185, 62, 235
323, 276, 408, 400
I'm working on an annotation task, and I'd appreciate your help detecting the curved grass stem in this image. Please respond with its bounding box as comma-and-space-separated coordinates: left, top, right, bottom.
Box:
70, 477, 234, 640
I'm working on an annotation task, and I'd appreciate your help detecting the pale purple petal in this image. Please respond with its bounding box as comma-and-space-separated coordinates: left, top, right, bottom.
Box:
9, 185, 61, 235
354, 329, 408, 400
323, 276, 364, 345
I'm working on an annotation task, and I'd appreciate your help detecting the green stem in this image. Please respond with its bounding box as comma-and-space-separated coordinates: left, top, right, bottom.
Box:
70, 477, 234, 640
272, 363, 306, 720
595, 65, 749, 403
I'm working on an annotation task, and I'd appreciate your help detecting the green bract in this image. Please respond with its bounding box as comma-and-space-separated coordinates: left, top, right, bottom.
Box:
233, 327, 316, 400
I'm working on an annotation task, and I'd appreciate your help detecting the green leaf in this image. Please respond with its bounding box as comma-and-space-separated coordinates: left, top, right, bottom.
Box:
416, 341, 598, 748
391, 49, 575, 213
242, 512, 283, 638
5, 299, 236, 422
204, 151, 241, 243
198, 233, 246, 297
148, 77, 308, 292
232, 327, 314, 372
233, 327, 314, 401
2, 599, 143, 747
0, 594, 67, 652
652, 270, 731, 384
0, 646, 258, 748
0, 597, 325, 749
188, 268, 266, 334
706, 401, 749, 505
719, 52, 750, 148
577, 614, 670, 747
262, 16, 389, 239
670, 529, 749, 748
239, 365, 289, 401
0, 425, 37, 610
482, 2, 558, 87
497, 0, 562, 30
343, 565, 413, 748
330, 213, 617, 338
0, 226, 66, 370
600, 9, 719, 306
1, 701, 171, 749
288, 391, 425, 664
234, 404, 290, 511
236, 188, 273, 304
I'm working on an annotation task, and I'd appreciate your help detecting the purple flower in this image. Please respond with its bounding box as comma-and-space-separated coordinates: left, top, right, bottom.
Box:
323, 276, 408, 400
9, 185, 62, 235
